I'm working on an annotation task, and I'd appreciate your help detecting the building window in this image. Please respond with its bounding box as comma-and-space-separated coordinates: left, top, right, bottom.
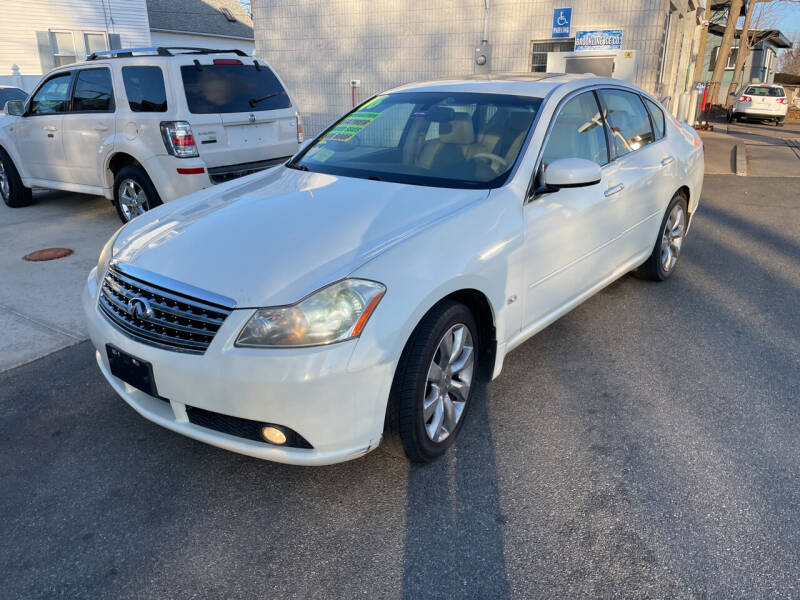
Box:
84, 33, 109, 56
710, 46, 739, 71
50, 31, 77, 66
531, 39, 575, 72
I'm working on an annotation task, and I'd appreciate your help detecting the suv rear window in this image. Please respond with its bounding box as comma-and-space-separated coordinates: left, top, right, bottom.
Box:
180, 64, 291, 114
122, 66, 168, 112
745, 86, 785, 97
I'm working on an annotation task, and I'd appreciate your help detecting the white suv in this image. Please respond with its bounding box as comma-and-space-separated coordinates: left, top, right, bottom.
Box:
727, 83, 789, 126
0, 47, 301, 222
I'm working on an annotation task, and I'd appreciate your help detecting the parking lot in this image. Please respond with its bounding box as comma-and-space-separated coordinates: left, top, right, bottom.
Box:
1, 117, 799, 598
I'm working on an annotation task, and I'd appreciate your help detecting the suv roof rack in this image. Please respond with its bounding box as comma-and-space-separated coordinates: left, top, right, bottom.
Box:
87, 47, 248, 61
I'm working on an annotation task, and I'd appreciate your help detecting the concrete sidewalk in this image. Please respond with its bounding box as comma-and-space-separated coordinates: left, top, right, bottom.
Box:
0, 191, 119, 371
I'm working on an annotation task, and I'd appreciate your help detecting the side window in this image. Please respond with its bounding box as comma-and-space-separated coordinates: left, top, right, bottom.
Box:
642, 97, 665, 140
72, 69, 114, 112
28, 72, 73, 115
598, 89, 655, 158
541, 91, 609, 168
122, 66, 167, 112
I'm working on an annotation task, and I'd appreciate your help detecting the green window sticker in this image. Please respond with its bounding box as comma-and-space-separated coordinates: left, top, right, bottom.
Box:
311, 148, 334, 162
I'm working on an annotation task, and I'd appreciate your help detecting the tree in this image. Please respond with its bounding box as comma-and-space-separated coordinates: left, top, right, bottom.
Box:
711, 0, 745, 93
779, 38, 800, 74
727, 0, 762, 100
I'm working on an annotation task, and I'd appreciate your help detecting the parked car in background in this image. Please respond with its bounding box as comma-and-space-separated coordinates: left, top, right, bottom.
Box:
0, 47, 301, 222
727, 83, 788, 126
0, 85, 28, 107
83, 74, 704, 466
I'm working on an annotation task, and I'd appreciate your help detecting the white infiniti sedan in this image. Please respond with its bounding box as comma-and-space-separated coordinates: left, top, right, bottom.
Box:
83, 74, 704, 465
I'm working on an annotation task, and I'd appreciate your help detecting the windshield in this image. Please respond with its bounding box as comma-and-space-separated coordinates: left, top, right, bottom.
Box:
0, 88, 27, 105
180, 64, 291, 113
744, 86, 785, 97
290, 92, 542, 189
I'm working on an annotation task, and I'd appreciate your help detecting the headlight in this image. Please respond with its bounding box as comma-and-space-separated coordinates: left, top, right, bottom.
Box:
236, 279, 386, 348
95, 227, 124, 285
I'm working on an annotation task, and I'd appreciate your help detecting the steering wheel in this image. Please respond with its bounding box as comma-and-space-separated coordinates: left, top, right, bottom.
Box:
471, 152, 509, 170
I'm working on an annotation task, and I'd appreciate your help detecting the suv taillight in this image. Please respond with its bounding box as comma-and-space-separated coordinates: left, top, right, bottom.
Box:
296, 114, 303, 143
778, 98, 787, 104
160, 121, 199, 158
739, 95, 752, 102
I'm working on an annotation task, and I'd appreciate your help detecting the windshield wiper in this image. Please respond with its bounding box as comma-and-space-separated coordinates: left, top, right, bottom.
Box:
287, 162, 309, 171
249, 93, 278, 108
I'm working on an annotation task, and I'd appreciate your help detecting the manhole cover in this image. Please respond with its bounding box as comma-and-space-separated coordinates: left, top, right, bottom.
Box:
22, 248, 74, 262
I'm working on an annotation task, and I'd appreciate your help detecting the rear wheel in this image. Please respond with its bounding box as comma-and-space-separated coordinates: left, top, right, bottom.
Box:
113, 165, 162, 223
634, 193, 688, 281
0, 148, 33, 208
776, 117, 786, 127
385, 301, 479, 463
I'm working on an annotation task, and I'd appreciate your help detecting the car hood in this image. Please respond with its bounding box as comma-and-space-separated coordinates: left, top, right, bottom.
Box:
113, 167, 488, 307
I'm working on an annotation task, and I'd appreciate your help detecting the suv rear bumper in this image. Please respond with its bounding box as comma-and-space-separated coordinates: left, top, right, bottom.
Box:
207, 156, 292, 184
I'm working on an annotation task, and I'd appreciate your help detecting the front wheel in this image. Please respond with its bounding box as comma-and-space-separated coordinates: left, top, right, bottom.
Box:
113, 165, 162, 223
0, 148, 33, 208
385, 301, 479, 463
634, 193, 688, 281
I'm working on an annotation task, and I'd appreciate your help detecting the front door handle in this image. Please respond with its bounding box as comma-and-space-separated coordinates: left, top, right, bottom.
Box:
661, 156, 675, 166
604, 183, 624, 197
93, 125, 109, 131
43, 125, 57, 132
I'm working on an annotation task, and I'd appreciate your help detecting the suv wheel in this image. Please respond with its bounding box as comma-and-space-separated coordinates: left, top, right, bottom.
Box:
776, 117, 786, 127
0, 148, 33, 208
385, 300, 479, 462
113, 165, 163, 223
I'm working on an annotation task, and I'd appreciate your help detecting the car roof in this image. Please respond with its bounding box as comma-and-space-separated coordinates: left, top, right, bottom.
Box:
384, 73, 628, 98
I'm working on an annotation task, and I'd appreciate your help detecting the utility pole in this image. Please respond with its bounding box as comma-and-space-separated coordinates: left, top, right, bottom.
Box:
711, 0, 744, 103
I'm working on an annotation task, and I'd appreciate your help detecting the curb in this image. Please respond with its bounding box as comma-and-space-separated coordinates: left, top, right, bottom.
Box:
735, 142, 747, 176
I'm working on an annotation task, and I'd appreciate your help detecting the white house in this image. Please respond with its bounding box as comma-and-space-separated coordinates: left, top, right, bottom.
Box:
0, 0, 253, 92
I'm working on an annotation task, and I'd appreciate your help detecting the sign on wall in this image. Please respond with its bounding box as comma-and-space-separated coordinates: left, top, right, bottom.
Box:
575, 29, 623, 51
552, 8, 572, 38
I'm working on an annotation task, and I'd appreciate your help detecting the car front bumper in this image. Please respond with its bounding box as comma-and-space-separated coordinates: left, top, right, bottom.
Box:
82, 270, 392, 465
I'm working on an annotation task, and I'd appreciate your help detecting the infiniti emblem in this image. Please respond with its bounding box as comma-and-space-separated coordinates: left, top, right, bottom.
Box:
249, 113, 256, 123
127, 297, 153, 321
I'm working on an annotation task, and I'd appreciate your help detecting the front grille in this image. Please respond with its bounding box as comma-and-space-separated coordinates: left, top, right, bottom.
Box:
98, 265, 233, 353
186, 405, 314, 449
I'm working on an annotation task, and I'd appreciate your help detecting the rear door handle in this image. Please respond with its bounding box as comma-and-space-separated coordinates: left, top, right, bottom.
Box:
661, 156, 675, 166
93, 125, 109, 131
604, 183, 624, 197
43, 125, 57, 132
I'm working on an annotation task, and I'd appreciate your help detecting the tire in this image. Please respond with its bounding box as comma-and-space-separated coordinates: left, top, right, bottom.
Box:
730, 113, 738, 123
0, 147, 33, 208
385, 300, 479, 463
113, 165, 163, 224
777, 118, 786, 127
634, 193, 688, 282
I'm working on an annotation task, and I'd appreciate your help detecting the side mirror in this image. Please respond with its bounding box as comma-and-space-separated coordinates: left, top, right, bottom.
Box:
542, 158, 602, 190
4, 100, 25, 116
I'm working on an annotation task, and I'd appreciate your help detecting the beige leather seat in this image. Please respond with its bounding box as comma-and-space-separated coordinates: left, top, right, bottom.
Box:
416, 113, 475, 171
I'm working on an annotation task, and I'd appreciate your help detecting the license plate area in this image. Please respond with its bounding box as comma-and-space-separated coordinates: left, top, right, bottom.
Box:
106, 344, 159, 397
227, 122, 277, 146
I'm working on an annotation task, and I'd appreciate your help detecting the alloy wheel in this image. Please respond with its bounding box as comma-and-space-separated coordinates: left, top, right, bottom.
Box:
423, 323, 475, 443
660, 203, 685, 273
118, 178, 148, 221
0, 161, 9, 200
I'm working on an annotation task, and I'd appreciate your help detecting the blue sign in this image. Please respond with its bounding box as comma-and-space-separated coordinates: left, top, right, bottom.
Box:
575, 29, 624, 51
552, 8, 572, 38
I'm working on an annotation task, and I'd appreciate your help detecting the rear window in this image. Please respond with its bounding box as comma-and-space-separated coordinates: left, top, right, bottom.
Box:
122, 66, 168, 112
180, 64, 291, 114
745, 86, 785, 97
642, 97, 665, 140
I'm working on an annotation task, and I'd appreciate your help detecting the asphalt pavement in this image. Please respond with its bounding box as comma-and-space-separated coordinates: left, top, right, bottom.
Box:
2, 171, 800, 596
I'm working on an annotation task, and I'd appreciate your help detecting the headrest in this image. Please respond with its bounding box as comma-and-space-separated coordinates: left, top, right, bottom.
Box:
439, 113, 475, 145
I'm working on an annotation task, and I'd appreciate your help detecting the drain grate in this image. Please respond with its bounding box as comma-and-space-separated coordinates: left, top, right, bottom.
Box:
22, 248, 74, 262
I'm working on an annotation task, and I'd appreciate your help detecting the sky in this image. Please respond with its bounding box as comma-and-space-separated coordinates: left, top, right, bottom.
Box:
761, 1, 800, 40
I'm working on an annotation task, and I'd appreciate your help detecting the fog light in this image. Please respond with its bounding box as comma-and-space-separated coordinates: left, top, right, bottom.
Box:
261, 426, 287, 445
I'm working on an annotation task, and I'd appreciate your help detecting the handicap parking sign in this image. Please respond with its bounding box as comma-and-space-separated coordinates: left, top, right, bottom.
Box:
553, 8, 572, 38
